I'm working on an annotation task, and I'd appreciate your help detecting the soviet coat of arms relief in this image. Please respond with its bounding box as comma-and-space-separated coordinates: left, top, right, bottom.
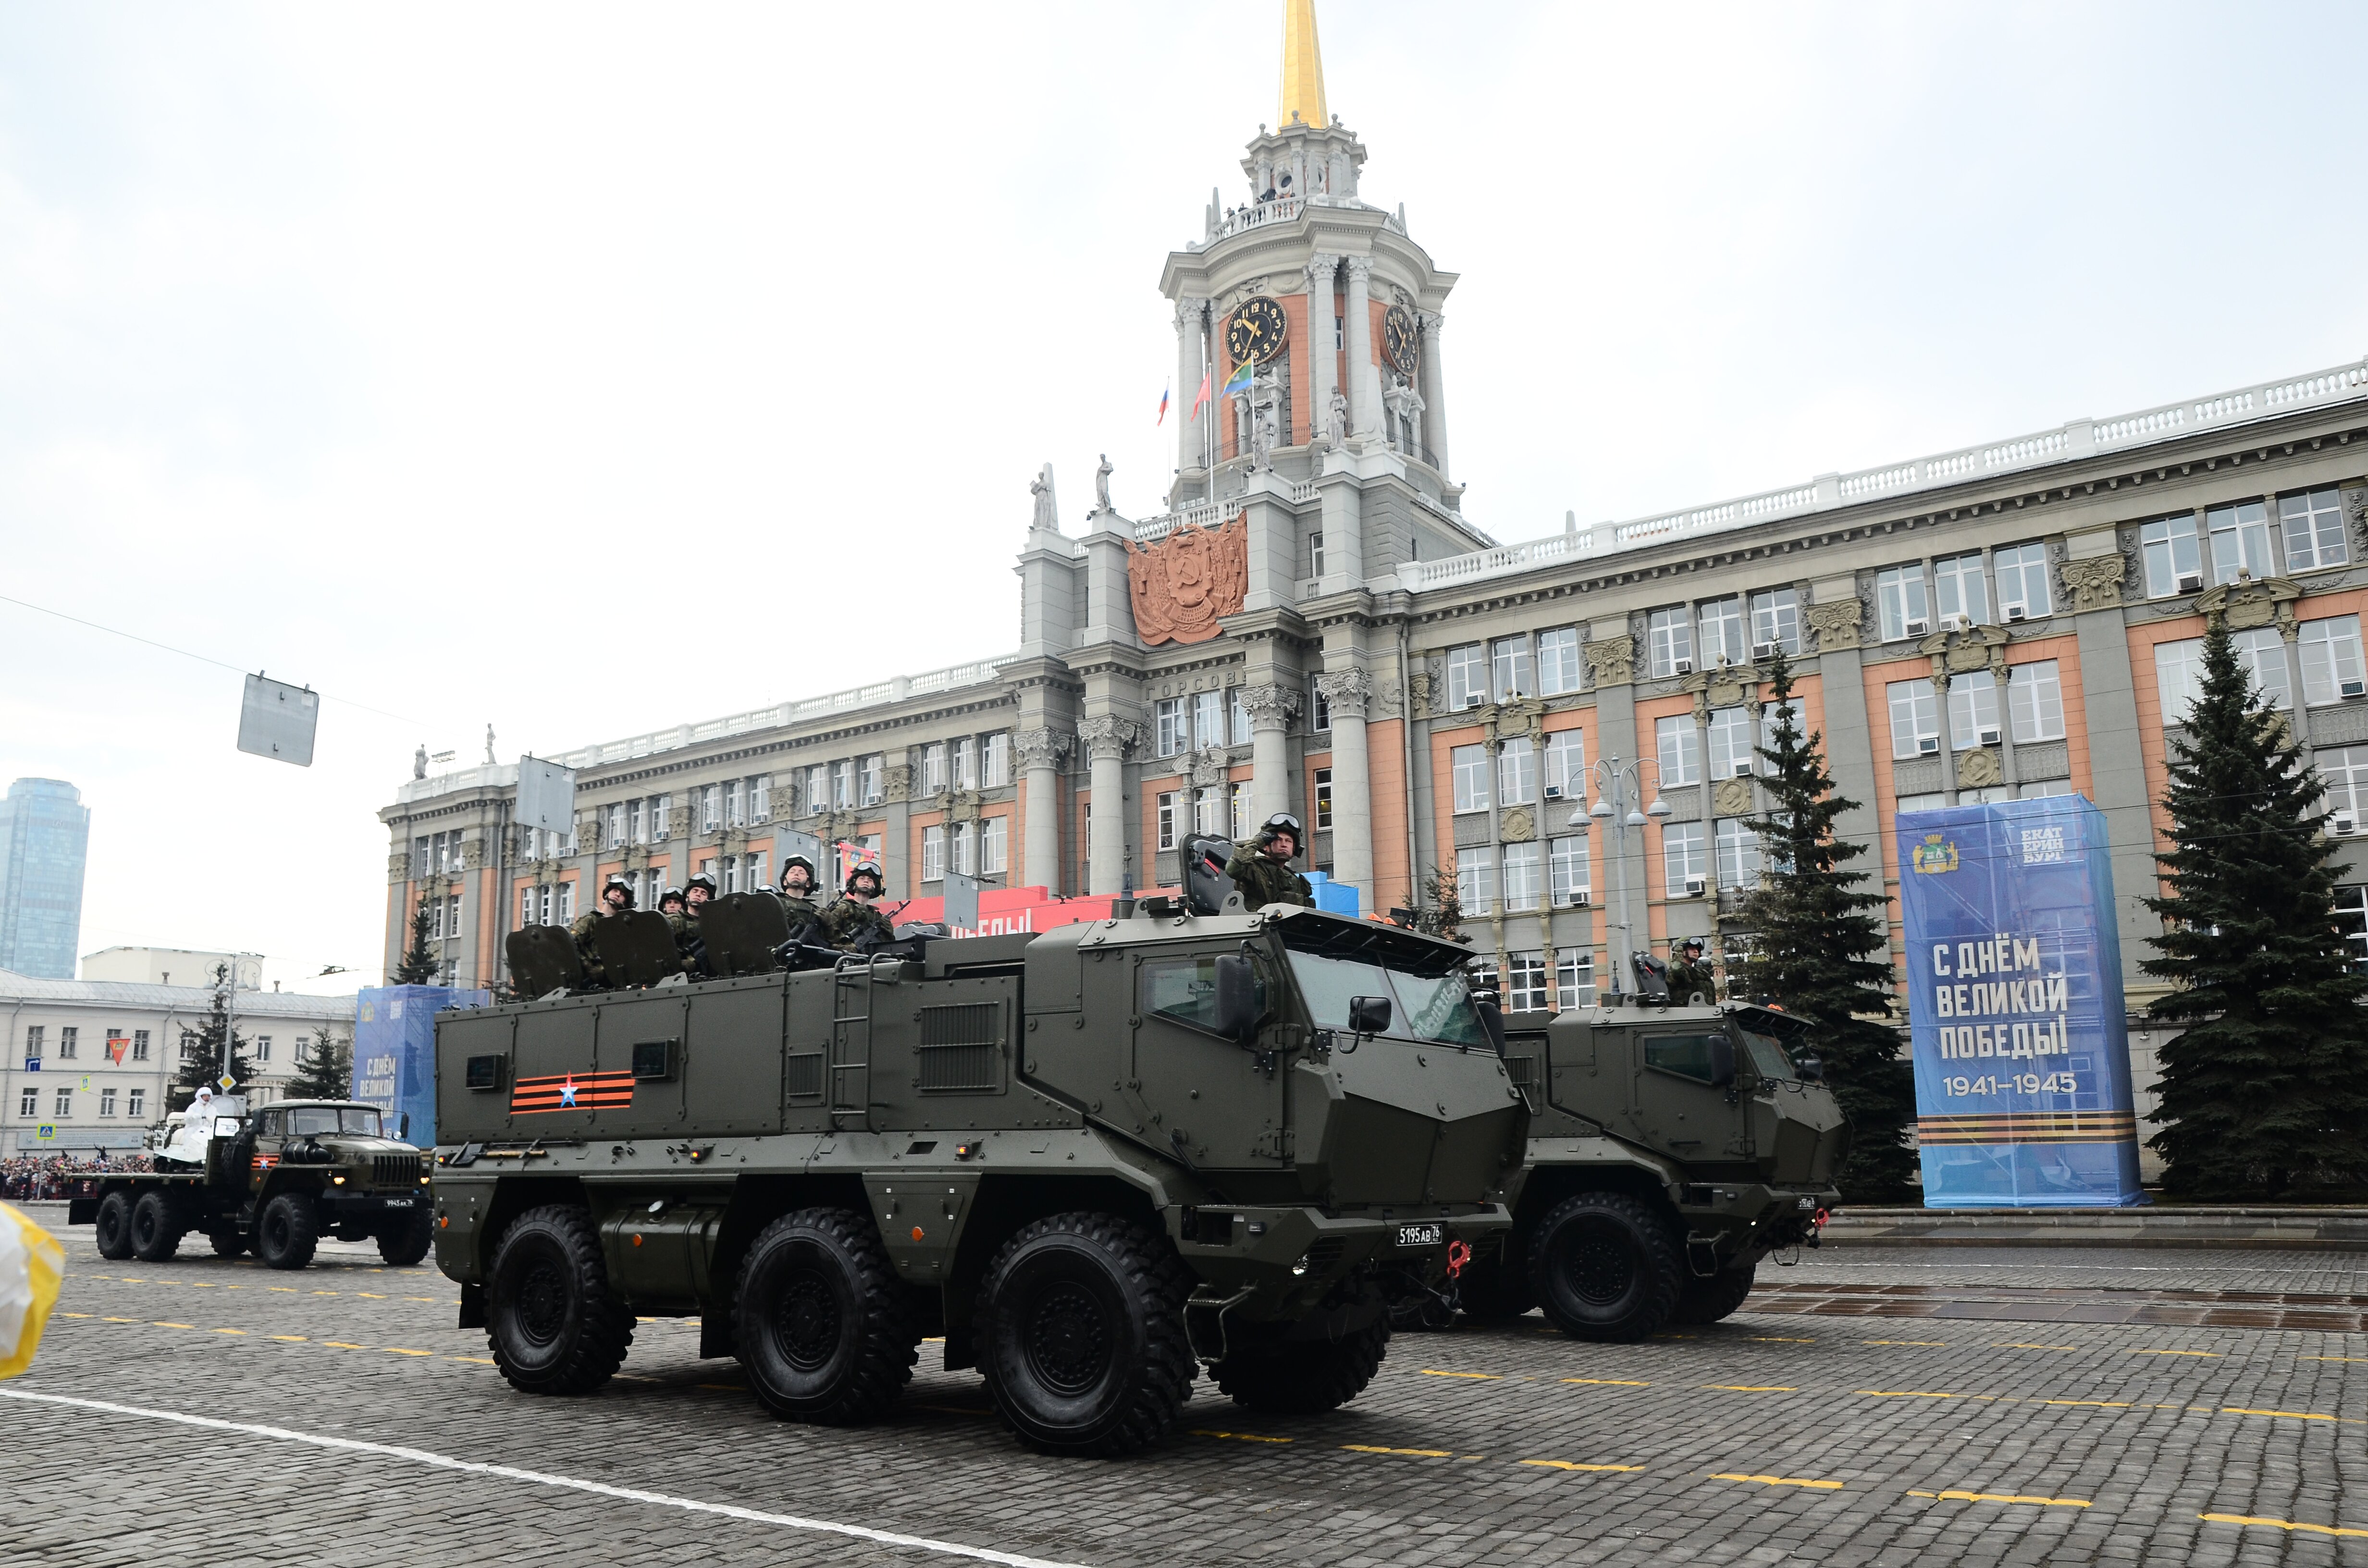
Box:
1129, 512, 1251, 646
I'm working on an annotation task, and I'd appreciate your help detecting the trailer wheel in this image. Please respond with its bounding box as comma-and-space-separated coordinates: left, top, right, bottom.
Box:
1212, 1317, 1391, 1414
1527, 1191, 1683, 1343
376, 1207, 434, 1267
485, 1204, 633, 1396
130, 1190, 185, 1262
208, 1229, 249, 1258
256, 1193, 320, 1271
1670, 1261, 1757, 1325
734, 1208, 917, 1426
974, 1212, 1195, 1458
95, 1191, 136, 1261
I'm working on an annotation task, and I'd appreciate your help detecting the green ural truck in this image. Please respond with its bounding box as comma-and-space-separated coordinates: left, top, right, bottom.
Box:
430, 898, 1526, 1457
67, 1099, 434, 1269
1455, 985, 1849, 1341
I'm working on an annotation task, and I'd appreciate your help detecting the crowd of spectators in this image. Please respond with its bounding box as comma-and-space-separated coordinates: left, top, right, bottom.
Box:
2, 1154, 152, 1201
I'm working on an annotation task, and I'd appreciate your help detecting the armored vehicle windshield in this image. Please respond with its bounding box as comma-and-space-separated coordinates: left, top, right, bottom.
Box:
282, 1106, 383, 1137
1277, 920, 1488, 1047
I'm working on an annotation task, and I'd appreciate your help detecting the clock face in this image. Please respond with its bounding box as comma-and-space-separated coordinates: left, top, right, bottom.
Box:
1226, 296, 1289, 367
1383, 305, 1419, 375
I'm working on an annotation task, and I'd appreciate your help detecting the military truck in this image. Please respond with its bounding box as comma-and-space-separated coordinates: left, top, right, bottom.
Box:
432, 880, 1526, 1458
65, 1099, 433, 1269
1456, 967, 1848, 1342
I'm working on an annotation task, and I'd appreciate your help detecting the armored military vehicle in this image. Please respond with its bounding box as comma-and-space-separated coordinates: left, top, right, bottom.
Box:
65, 1099, 433, 1270
1457, 960, 1848, 1342
432, 878, 1526, 1458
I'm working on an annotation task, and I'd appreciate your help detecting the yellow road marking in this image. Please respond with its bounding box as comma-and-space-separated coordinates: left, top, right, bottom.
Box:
1521, 1459, 1644, 1473
1192, 1430, 1293, 1444
1420, 1370, 1500, 1379
2304, 1356, 2368, 1363
2131, 1348, 2219, 1357
1994, 1343, 2078, 1351
358, 1293, 386, 1299
1864, 1340, 1948, 1347
1911, 1489, 2089, 1509
2202, 1512, 2368, 1540
188, 1282, 215, 1288
449, 1356, 495, 1365
1561, 1377, 1651, 1387
60, 1312, 90, 1320
2221, 1407, 2357, 1424
383, 1348, 434, 1357
1744, 1336, 1816, 1343
309, 1291, 338, 1297
1704, 1385, 1795, 1393
271, 1336, 307, 1343
321, 1342, 365, 1350
1861, 1390, 1960, 1399
266, 1288, 296, 1294
1342, 1445, 1455, 1458
102, 1317, 136, 1323
211, 1328, 246, 1336
153, 1322, 194, 1330
1713, 1472, 1842, 1491
2040, 1400, 2130, 1409
402, 1296, 442, 1303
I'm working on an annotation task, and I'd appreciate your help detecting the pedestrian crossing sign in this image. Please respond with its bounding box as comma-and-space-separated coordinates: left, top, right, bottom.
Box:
34, 1124, 54, 1141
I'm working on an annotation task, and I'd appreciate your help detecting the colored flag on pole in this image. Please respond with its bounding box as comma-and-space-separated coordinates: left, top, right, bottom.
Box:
1157, 383, 1170, 425
1222, 358, 1256, 397
1190, 369, 1211, 418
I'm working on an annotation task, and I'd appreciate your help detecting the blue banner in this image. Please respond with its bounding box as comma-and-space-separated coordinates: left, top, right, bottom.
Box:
354, 986, 488, 1149
1896, 796, 2146, 1208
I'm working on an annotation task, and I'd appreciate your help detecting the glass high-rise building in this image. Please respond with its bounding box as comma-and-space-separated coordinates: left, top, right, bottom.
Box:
0, 778, 91, 979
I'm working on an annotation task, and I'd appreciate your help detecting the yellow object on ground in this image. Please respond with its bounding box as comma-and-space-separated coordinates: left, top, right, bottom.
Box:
0, 1201, 65, 1379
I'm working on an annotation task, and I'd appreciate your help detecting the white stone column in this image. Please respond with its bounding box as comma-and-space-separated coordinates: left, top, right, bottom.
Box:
1343, 257, 1376, 439
1242, 683, 1303, 825
1174, 298, 1206, 479
1079, 716, 1138, 896
1418, 311, 1450, 478
1016, 727, 1071, 894
1303, 255, 1337, 447
1315, 669, 1373, 894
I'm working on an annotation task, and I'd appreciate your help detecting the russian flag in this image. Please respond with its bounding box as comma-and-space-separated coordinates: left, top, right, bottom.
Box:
1158, 383, 1170, 426
1189, 369, 1212, 419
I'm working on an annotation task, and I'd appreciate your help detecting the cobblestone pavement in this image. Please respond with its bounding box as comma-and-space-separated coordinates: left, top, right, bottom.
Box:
7, 1221, 2364, 1568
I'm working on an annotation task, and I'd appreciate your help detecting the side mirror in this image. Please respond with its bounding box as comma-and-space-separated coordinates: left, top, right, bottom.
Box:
1476, 999, 1508, 1057
1213, 955, 1258, 1042
1347, 995, 1393, 1035
1795, 1053, 1825, 1083
1705, 1037, 1737, 1089
399, 1113, 411, 1140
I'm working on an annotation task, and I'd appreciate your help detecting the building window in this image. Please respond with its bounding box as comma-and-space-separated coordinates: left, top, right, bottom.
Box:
2234, 627, 2294, 710
858, 754, 884, 805
1314, 768, 1334, 830
1705, 708, 1755, 780
1895, 792, 1947, 814
1229, 782, 1251, 839
1502, 843, 1542, 912
806, 766, 828, 814
1309, 529, 1326, 578
446, 894, 461, 942
1654, 714, 1700, 786
23, 1026, 40, 1060
921, 824, 945, 882
724, 780, 745, 828
132, 1029, 149, 1062
17, 1089, 33, 1117
2335, 884, 2368, 971
2155, 638, 2207, 723
1647, 608, 1693, 677
1949, 671, 2001, 749
1750, 588, 1801, 655
1492, 637, 1534, 701
607, 802, 628, 846
1932, 552, 1988, 624
127, 1088, 146, 1118
1193, 787, 1223, 837
1714, 819, 1761, 890
1230, 687, 1253, 746
2322, 747, 2368, 830
2018, 780, 2076, 800
1452, 744, 1492, 814
2281, 488, 2349, 572
2141, 513, 2204, 597
951, 822, 974, 877
695, 786, 717, 831
56, 1026, 76, 1060
2008, 662, 2066, 743
1662, 823, 1706, 891
1539, 626, 1583, 695
981, 735, 1010, 788
1887, 679, 1940, 758
1446, 643, 1487, 710
1554, 951, 1596, 1009
952, 738, 977, 790
831, 760, 854, 809
1155, 792, 1180, 852
981, 815, 1008, 875
180, 1029, 199, 1061
1499, 737, 1538, 806
653, 796, 671, 839
921, 744, 947, 795
1876, 564, 1931, 641
2207, 500, 2273, 585
295, 1037, 312, 1064
1994, 543, 2051, 620
1760, 697, 1805, 758
53, 1089, 70, 1118
558, 883, 574, 921
1544, 729, 1584, 802
253, 1035, 271, 1063
1191, 691, 1224, 749
750, 777, 771, 823
1695, 597, 1746, 668
99, 1088, 117, 1116
1506, 952, 1548, 1012
1455, 847, 1497, 916
1155, 698, 1186, 758
1309, 681, 1330, 732
1549, 834, 1591, 906
2300, 616, 2367, 707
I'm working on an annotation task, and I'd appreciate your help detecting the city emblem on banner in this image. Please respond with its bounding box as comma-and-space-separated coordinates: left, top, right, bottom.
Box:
1911, 832, 1960, 875
105, 1034, 128, 1065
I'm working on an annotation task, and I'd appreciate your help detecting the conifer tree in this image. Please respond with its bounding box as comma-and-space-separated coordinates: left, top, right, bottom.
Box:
1416, 865, 1466, 941
287, 1027, 354, 1101
175, 963, 255, 1094
1735, 649, 1918, 1199
393, 891, 440, 986
2141, 615, 2368, 1196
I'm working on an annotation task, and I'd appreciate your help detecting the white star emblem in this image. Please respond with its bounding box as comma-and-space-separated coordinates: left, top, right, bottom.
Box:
559, 1077, 578, 1108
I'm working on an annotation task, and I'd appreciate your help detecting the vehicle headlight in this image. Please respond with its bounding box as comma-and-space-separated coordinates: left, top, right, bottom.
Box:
1290, 1253, 1311, 1277
331, 1175, 347, 1186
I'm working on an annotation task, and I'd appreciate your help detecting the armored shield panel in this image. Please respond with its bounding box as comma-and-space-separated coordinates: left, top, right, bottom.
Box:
592, 911, 685, 989
1630, 953, 1672, 1003
1180, 834, 1242, 916
505, 927, 583, 999
700, 892, 790, 978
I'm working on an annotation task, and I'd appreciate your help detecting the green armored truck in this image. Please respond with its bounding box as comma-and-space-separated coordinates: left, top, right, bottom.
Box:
431, 881, 1526, 1458
1459, 971, 1848, 1342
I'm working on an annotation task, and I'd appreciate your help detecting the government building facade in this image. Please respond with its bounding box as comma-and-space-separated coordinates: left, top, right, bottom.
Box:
379, 10, 2368, 1155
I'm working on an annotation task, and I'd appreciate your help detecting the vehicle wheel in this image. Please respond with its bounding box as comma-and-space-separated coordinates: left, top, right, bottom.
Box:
486, 1204, 634, 1395
255, 1193, 321, 1271
734, 1208, 917, 1426
1527, 1192, 1683, 1343
1213, 1318, 1391, 1414
1455, 1248, 1538, 1321
95, 1191, 136, 1261
209, 1229, 249, 1258
1671, 1261, 1757, 1325
974, 1212, 1194, 1457
130, 1190, 185, 1262
377, 1208, 434, 1267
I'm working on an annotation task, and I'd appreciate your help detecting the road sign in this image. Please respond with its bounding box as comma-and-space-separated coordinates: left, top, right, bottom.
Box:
34, 1125, 54, 1142
21, 1058, 36, 1073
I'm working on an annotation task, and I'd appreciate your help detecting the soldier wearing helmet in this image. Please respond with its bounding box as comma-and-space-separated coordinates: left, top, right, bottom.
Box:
821, 861, 897, 953
1667, 937, 1717, 1005
658, 887, 686, 917
776, 856, 824, 941
569, 877, 635, 987
671, 873, 717, 977
1225, 813, 1314, 909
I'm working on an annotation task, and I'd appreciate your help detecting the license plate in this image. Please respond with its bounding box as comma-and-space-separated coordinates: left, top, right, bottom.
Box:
1394, 1222, 1444, 1249
381, 1198, 413, 1208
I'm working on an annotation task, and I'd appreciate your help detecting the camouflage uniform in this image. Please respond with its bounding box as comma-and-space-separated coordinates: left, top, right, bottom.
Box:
1667, 955, 1717, 1004
1224, 839, 1314, 909
775, 892, 825, 943
820, 896, 897, 954
671, 908, 708, 977
568, 909, 615, 987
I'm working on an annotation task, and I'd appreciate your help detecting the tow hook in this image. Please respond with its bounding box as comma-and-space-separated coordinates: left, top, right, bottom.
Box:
1809, 1206, 1831, 1249
1445, 1239, 1471, 1281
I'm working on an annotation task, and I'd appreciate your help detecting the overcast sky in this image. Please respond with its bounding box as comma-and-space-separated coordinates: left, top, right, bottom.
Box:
3, 1, 2363, 993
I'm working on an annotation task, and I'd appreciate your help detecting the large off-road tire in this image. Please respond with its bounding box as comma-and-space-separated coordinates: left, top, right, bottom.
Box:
485, 1204, 634, 1396
94, 1191, 136, 1261
1528, 1192, 1683, 1343
734, 1207, 917, 1426
1671, 1261, 1758, 1325
255, 1193, 321, 1271
208, 1228, 249, 1258
974, 1212, 1195, 1458
1213, 1317, 1391, 1414
1455, 1248, 1538, 1321
130, 1190, 185, 1262
376, 1207, 434, 1267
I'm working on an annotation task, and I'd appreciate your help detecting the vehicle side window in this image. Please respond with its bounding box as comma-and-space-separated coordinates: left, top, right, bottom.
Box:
258, 1111, 282, 1137
1642, 1033, 1729, 1083
1141, 956, 1256, 1036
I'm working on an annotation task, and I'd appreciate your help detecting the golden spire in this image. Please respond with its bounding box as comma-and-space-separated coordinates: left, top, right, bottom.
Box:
1277, 0, 1328, 131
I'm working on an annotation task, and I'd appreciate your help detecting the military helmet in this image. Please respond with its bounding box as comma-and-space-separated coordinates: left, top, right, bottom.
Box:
845, 860, 885, 895
658, 887, 686, 911
602, 876, 636, 909
1259, 812, 1304, 856
686, 873, 717, 895
1680, 937, 1704, 955
779, 855, 817, 891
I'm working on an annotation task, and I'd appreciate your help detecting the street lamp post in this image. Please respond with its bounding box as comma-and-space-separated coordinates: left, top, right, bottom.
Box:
1579, 757, 1669, 1001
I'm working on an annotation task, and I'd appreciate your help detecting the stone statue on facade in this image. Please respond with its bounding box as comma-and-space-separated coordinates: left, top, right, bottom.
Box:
483, 724, 496, 765
1029, 463, 1058, 532
1327, 387, 1350, 447
413, 744, 427, 781
1094, 453, 1114, 514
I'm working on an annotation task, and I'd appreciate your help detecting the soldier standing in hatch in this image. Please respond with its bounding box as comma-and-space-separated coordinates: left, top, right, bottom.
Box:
1667, 937, 1718, 1005
775, 856, 824, 943
1225, 813, 1314, 909
671, 873, 716, 976
821, 861, 897, 953
570, 878, 635, 987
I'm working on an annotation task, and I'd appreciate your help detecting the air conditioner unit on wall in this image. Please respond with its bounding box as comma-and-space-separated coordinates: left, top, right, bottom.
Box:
1674, 658, 1695, 676
2176, 572, 2204, 593
2345, 679, 2368, 700
1940, 612, 1971, 634
2333, 813, 2357, 836
1752, 642, 1776, 661
1543, 784, 1564, 800
1904, 617, 1929, 637
1462, 695, 1484, 710
1978, 728, 2001, 747
1684, 876, 1708, 898
2003, 603, 2028, 623
1569, 888, 1591, 907
1731, 761, 1755, 779
1919, 736, 1941, 756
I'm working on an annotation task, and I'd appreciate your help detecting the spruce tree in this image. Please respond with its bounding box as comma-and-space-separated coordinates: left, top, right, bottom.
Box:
393, 891, 440, 985
175, 963, 255, 1094
1734, 648, 1919, 1200
2141, 615, 2368, 1196
287, 1027, 354, 1101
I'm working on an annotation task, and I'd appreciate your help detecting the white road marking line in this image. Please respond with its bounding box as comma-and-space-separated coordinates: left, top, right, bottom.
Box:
0, 1387, 1090, 1568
